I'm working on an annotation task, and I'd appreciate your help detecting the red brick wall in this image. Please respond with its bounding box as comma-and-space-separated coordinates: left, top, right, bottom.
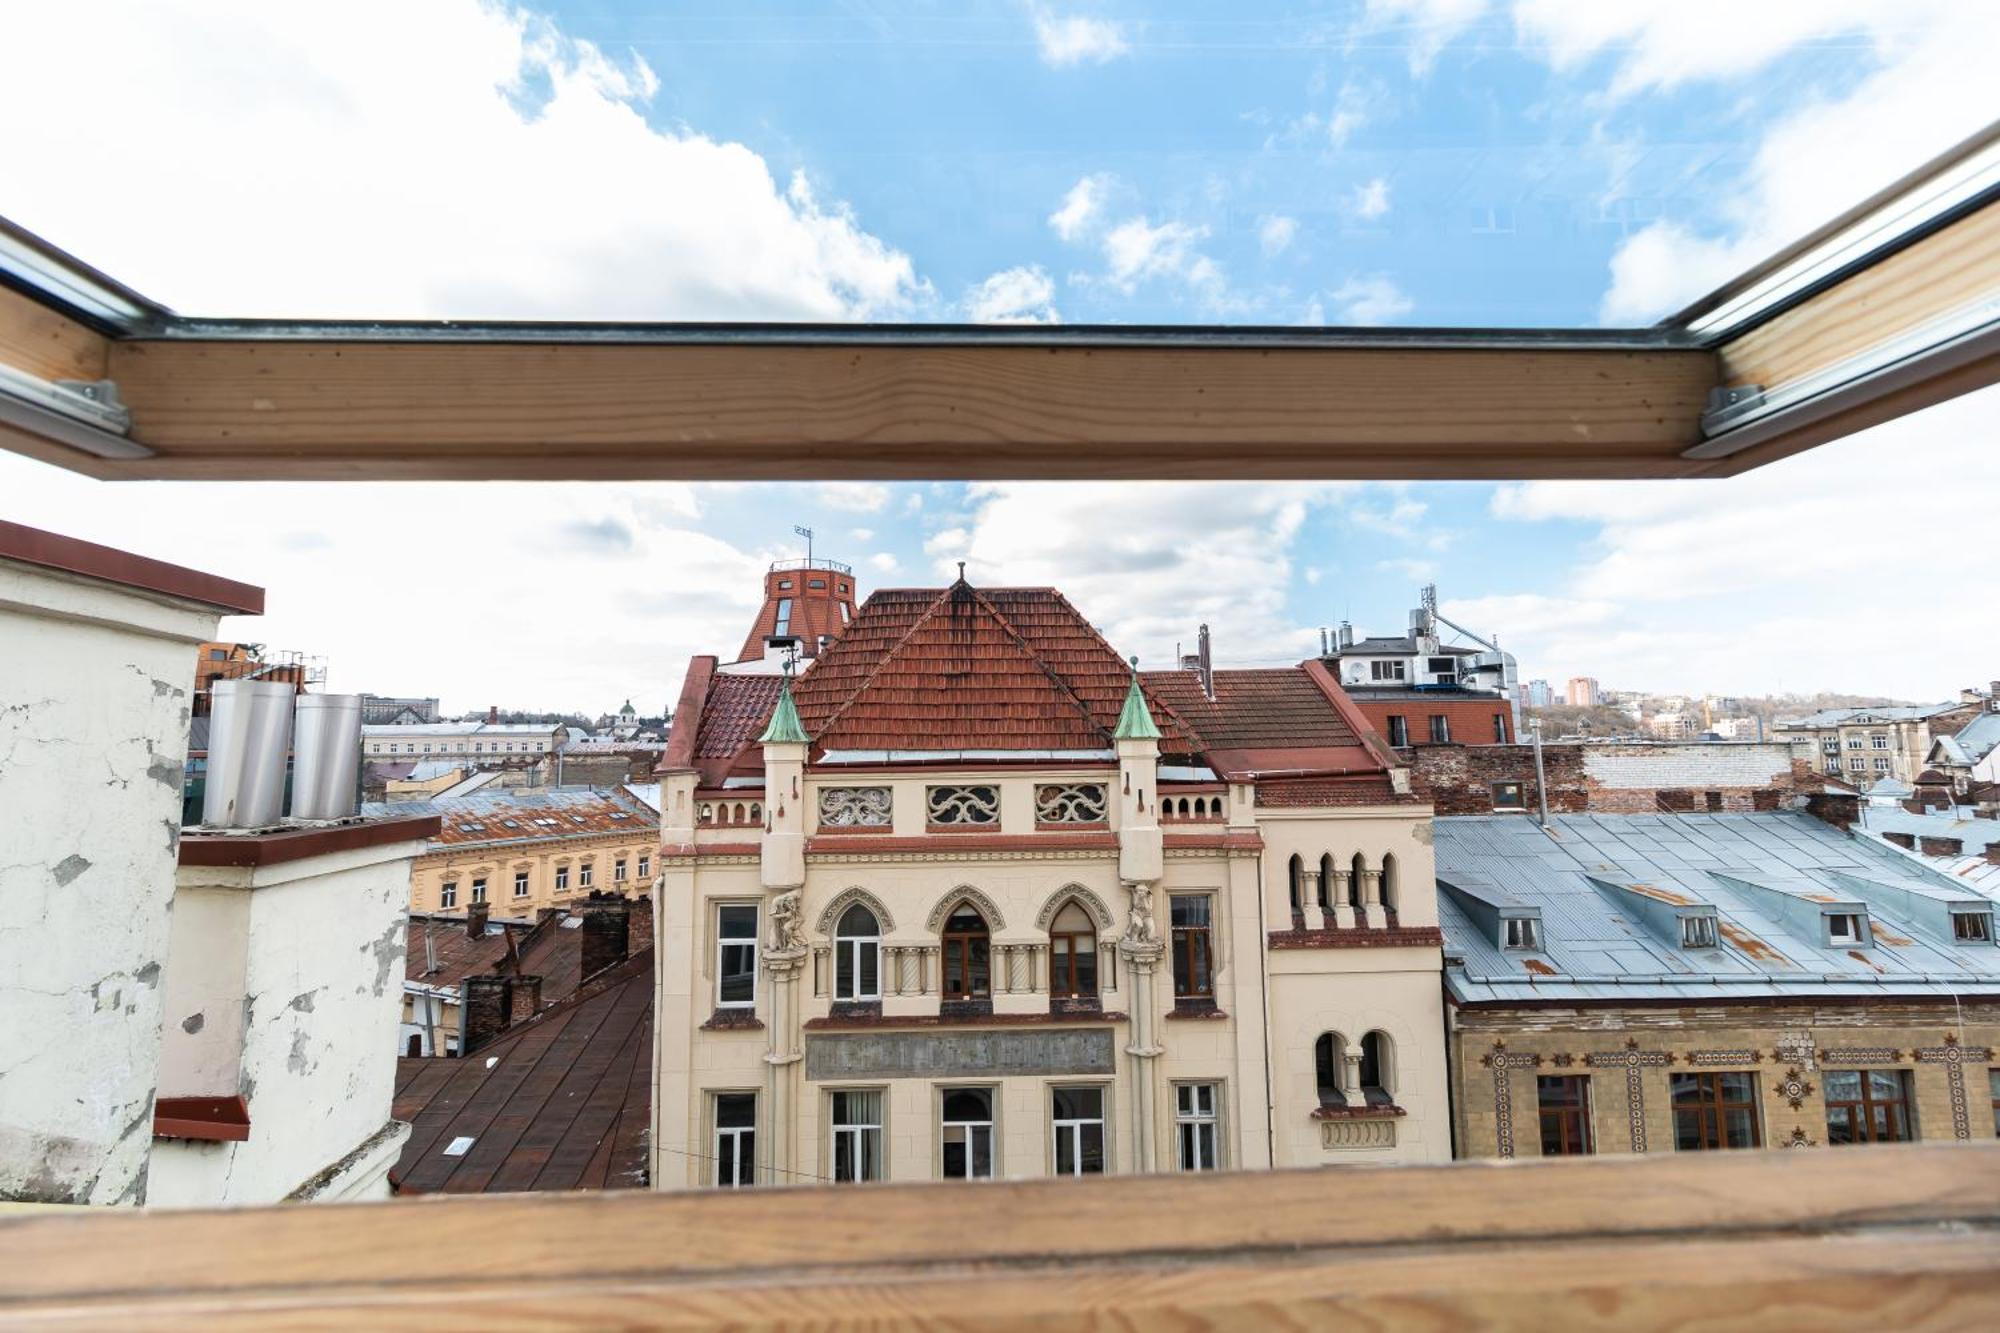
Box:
1404, 742, 1801, 816
1358, 699, 1512, 747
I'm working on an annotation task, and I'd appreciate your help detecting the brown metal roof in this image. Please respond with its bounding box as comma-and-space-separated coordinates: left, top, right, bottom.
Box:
390, 949, 653, 1194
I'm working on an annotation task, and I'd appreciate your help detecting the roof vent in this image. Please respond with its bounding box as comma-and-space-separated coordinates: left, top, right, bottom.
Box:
1197, 623, 1214, 702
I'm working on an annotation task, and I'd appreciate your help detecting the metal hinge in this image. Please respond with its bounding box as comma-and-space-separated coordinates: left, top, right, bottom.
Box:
0, 363, 149, 458
1699, 383, 1766, 436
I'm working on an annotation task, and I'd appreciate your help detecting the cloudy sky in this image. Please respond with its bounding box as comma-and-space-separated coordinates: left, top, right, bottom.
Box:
2, 1, 1995, 712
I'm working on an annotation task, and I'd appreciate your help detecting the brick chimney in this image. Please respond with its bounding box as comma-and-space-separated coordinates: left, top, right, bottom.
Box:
466, 901, 490, 939
507, 975, 543, 1025
580, 891, 631, 980
487, 703, 499, 724
627, 892, 655, 958
1985, 842, 2000, 866
460, 975, 510, 1055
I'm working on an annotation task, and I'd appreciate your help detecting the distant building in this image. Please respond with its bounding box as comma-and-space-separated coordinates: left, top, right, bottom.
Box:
1925, 691, 2000, 795
728, 557, 860, 672
1565, 677, 1601, 707
1439, 812, 2000, 1159
1321, 586, 1518, 746
370, 786, 660, 917
363, 719, 568, 767
1775, 695, 1992, 787
190, 641, 323, 716
361, 694, 441, 725
1645, 712, 1698, 741
1519, 679, 1553, 710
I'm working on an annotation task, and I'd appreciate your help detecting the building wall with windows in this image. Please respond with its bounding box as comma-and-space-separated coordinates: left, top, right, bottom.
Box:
1448, 1002, 2000, 1158
1776, 704, 1986, 787
362, 721, 568, 766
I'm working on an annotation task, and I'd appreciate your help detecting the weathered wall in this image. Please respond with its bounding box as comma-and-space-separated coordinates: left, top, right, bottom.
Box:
1406, 742, 1802, 817
1449, 1001, 2000, 1159
0, 562, 221, 1205
148, 838, 424, 1206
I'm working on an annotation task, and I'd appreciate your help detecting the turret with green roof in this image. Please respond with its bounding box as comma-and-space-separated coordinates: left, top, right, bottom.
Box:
1114, 656, 1161, 741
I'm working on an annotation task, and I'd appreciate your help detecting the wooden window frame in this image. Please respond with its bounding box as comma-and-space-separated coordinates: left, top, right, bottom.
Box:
1824, 1069, 1916, 1146
940, 906, 991, 1002
1671, 1072, 1762, 1151
1169, 893, 1215, 1002
1537, 1075, 1594, 1157
1047, 902, 1098, 1001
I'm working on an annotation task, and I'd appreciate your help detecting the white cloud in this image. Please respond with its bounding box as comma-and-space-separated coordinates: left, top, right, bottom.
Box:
1049, 173, 1113, 241
1258, 215, 1299, 257
1328, 274, 1414, 324
1377, 557, 1439, 583
868, 552, 901, 574
1028, 5, 1131, 67
0, 0, 928, 320
947, 483, 1345, 666
1102, 217, 1223, 300
1325, 80, 1374, 147
817, 483, 891, 513
1348, 495, 1428, 533
0, 454, 754, 713
1483, 384, 2000, 696
924, 527, 970, 557
1570, 2, 2000, 322
850, 528, 875, 542
1352, 177, 1392, 220
965, 265, 1061, 323
1364, 0, 1490, 75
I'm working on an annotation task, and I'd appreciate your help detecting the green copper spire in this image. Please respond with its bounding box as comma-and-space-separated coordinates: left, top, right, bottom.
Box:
760, 675, 810, 745
1114, 656, 1161, 741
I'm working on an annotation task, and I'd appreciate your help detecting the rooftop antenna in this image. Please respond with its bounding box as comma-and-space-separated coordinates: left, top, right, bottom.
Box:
793, 524, 813, 567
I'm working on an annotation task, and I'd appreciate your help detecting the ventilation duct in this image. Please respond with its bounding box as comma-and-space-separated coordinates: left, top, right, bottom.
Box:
291, 693, 363, 821
202, 679, 294, 829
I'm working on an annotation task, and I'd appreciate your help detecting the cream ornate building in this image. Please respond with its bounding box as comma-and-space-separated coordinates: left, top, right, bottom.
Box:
651, 578, 1451, 1189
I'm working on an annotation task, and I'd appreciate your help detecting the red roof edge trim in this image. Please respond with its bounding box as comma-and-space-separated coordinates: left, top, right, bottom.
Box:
658, 655, 717, 774
1300, 658, 1401, 772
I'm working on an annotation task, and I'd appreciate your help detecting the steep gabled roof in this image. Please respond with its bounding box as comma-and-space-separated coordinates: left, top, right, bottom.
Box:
791, 583, 1188, 753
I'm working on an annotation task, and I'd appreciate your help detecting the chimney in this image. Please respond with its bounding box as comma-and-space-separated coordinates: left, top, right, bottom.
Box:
507, 975, 543, 1025
1990, 680, 2000, 710
460, 975, 510, 1055
580, 891, 631, 979
627, 892, 655, 958
1340, 620, 1354, 649
290, 693, 362, 820
1319, 626, 1330, 656
1197, 623, 1214, 701
487, 704, 499, 724
466, 901, 490, 939
201, 678, 294, 829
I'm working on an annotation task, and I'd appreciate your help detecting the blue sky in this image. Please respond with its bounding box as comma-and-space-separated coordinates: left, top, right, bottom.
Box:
2, 2, 1996, 710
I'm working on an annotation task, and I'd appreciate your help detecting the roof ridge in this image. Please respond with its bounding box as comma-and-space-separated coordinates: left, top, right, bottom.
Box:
808, 585, 957, 743
963, 584, 1113, 745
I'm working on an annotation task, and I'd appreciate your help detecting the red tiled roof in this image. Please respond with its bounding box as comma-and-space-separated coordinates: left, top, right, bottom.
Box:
1255, 776, 1411, 807
792, 584, 1188, 752
390, 949, 652, 1194
1143, 668, 1359, 749
694, 674, 784, 757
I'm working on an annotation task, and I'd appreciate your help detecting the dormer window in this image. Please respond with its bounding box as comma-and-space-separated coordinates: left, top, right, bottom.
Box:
1503, 916, 1539, 950
1823, 912, 1869, 947
1679, 914, 1718, 949
1953, 910, 1993, 943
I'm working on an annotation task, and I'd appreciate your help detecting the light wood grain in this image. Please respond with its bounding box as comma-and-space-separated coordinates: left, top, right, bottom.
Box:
1, 1141, 1995, 1328
85, 341, 1717, 481
0, 285, 108, 385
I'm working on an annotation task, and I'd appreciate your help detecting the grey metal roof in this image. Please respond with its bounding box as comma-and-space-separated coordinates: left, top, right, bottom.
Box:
1437, 812, 2000, 1007
1775, 703, 1965, 729
1941, 713, 2000, 765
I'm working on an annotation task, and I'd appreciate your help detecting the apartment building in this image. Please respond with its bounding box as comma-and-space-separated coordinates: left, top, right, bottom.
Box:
1438, 812, 2000, 1159
1320, 587, 1517, 747
381, 787, 660, 916
1566, 677, 1601, 707
1776, 696, 1992, 787
653, 575, 1451, 1189
363, 719, 568, 765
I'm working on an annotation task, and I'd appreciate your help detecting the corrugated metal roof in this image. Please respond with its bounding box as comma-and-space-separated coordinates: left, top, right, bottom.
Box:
1439, 812, 2000, 1006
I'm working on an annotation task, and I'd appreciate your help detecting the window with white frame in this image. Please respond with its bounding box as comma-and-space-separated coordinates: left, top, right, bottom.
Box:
554, 864, 569, 892
1823, 912, 1867, 947
578, 862, 594, 888
716, 903, 759, 1008
940, 1087, 994, 1180
1175, 1083, 1220, 1171
713, 1092, 756, 1188
1369, 660, 1406, 681
440, 880, 458, 908
638, 854, 651, 878
1871, 734, 1890, 749
513, 869, 529, 898
830, 1089, 884, 1182
1846, 736, 1864, 749
1051, 1086, 1106, 1176
614, 858, 628, 882
1952, 910, 1992, 943
1503, 915, 1539, 950
834, 903, 881, 1001
1680, 914, 1718, 949
470, 877, 487, 905
1874, 757, 1890, 771
1848, 757, 1866, 771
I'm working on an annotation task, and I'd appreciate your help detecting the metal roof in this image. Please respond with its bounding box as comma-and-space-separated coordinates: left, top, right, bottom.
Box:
1437, 812, 2000, 1006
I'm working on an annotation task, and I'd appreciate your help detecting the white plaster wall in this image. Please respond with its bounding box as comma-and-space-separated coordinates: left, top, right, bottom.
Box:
148, 838, 422, 1206
0, 562, 219, 1205
1583, 743, 1793, 789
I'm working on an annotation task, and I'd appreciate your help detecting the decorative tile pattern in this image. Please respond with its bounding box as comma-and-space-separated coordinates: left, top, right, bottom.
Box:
1586, 1039, 1672, 1153
1682, 1049, 1763, 1067
1772, 1067, 1815, 1111
1480, 1040, 1541, 1160
1783, 1126, 1816, 1149
1818, 1047, 1903, 1065
1915, 1034, 1995, 1141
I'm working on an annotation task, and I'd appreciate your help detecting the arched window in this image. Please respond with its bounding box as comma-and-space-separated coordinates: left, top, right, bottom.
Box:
1287, 854, 1305, 920
734, 802, 747, 823
941, 904, 991, 1002
1048, 900, 1098, 1000
1350, 852, 1367, 909
1381, 853, 1399, 915
750, 802, 762, 823
835, 903, 881, 1002
1314, 1032, 1347, 1107
1318, 853, 1336, 913
1360, 1031, 1395, 1105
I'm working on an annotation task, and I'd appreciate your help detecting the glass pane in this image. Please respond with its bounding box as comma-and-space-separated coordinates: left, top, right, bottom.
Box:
942, 1126, 967, 1179
967, 937, 990, 995
716, 1094, 755, 1129
1052, 902, 1092, 933
838, 903, 878, 937
1669, 1073, 1699, 1104
835, 942, 854, 999
1073, 952, 1097, 996
718, 944, 755, 1004
943, 1088, 991, 1122
1055, 1127, 1076, 1177
1171, 896, 1210, 928
1724, 1109, 1757, 1148
1868, 1070, 1904, 1099
1719, 1073, 1756, 1103
971, 1125, 993, 1179
1079, 1122, 1105, 1175
1053, 1086, 1102, 1121
719, 904, 757, 939
1827, 1106, 1857, 1146
856, 940, 878, 997
1823, 1071, 1862, 1099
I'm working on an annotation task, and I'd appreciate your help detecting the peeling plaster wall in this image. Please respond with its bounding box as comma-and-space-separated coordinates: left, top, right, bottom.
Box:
148, 840, 422, 1206
0, 562, 222, 1206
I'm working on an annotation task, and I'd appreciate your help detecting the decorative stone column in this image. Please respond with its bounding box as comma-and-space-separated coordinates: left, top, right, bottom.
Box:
761, 935, 808, 1187
1358, 864, 1383, 929
1301, 867, 1326, 929
1118, 879, 1166, 1173
1341, 1046, 1366, 1108
1330, 866, 1357, 930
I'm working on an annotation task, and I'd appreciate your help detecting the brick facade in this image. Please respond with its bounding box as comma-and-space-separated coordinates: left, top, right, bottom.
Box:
1405, 742, 1803, 817
1354, 698, 1512, 748
1449, 1001, 2000, 1158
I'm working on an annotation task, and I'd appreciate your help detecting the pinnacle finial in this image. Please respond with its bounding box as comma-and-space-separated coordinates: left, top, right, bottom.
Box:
1115, 658, 1161, 741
